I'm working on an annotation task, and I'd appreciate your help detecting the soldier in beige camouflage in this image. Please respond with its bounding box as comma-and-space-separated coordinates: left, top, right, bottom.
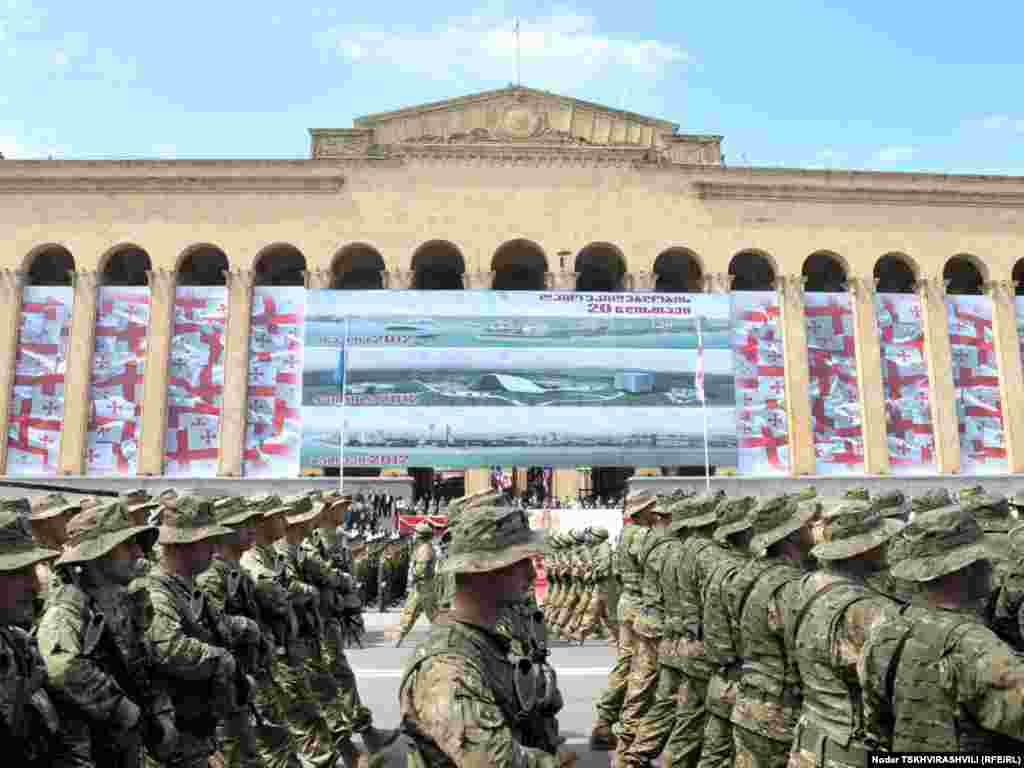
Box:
28, 494, 81, 610
860, 504, 1024, 752
38, 500, 177, 768
0, 503, 62, 766
396, 522, 439, 648
399, 505, 576, 768
571, 527, 616, 643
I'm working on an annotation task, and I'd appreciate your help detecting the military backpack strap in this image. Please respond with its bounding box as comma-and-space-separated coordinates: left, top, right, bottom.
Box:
785, 575, 869, 654
639, 535, 674, 571
227, 569, 241, 600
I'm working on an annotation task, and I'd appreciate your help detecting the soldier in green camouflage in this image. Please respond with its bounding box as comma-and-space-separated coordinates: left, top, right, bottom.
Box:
0, 503, 62, 765
572, 527, 616, 643
396, 522, 438, 648
589, 491, 658, 752
860, 504, 1024, 752
555, 530, 588, 639
399, 505, 576, 768
143, 497, 240, 768
696, 496, 758, 768
38, 500, 176, 768
541, 533, 563, 618
28, 494, 81, 610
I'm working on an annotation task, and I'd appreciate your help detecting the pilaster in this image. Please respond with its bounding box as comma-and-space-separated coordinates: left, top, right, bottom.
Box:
0, 271, 27, 475
218, 269, 256, 477
137, 269, 177, 475
464, 271, 496, 290
382, 270, 416, 290
544, 272, 579, 291
625, 271, 656, 292
304, 269, 332, 290
985, 279, 1024, 472
552, 468, 581, 503
60, 270, 101, 475
776, 274, 816, 475
464, 468, 491, 496
917, 277, 960, 473
847, 276, 890, 474
703, 272, 733, 294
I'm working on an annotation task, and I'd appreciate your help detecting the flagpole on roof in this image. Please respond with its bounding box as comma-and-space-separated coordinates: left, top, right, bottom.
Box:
697, 315, 711, 492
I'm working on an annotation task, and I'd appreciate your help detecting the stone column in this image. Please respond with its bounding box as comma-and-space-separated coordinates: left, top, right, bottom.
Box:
218, 269, 256, 477
625, 271, 656, 292
544, 272, 579, 291
0, 271, 27, 475
464, 271, 495, 289
304, 269, 332, 290
776, 274, 816, 475
847, 276, 890, 474
137, 269, 176, 476
917, 276, 960, 473
985, 279, 1024, 472
552, 468, 581, 503
464, 468, 491, 495
382, 270, 416, 290
60, 270, 101, 475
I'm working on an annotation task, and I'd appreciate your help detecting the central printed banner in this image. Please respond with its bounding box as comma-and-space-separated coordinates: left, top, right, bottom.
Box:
300, 290, 736, 470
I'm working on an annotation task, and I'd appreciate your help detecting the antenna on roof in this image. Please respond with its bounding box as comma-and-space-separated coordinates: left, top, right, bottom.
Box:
514, 17, 521, 87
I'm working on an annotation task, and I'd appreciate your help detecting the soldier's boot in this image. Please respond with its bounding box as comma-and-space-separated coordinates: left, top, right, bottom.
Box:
588, 721, 618, 751
359, 726, 399, 753
335, 737, 370, 768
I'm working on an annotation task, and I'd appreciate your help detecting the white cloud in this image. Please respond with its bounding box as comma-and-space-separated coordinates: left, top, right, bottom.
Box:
320, 7, 691, 91
873, 145, 917, 167
0, 135, 70, 158
152, 143, 178, 159
809, 147, 849, 168
971, 114, 1024, 134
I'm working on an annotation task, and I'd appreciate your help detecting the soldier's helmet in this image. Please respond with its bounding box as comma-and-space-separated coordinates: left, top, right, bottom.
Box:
624, 491, 658, 520
748, 494, 818, 557
571, 529, 588, 545
29, 494, 80, 521
909, 488, 952, 520
439, 507, 547, 575
713, 496, 757, 544
157, 497, 234, 545
56, 501, 159, 567
842, 486, 870, 502
959, 492, 1016, 533
0, 502, 58, 572
589, 527, 610, 541
889, 504, 990, 583
810, 501, 905, 562
212, 496, 265, 529
668, 492, 724, 535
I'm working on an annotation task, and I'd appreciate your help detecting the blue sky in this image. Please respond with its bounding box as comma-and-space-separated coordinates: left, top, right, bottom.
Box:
2, 0, 1023, 173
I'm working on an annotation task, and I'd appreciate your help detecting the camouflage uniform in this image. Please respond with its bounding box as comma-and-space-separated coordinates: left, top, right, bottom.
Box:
399, 506, 568, 768
37, 501, 175, 768
730, 496, 813, 768
590, 492, 658, 749
28, 494, 82, 612
144, 499, 239, 768
0, 506, 62, 765
573, 528, 616, 642
785, 503, 905, 768
397, 523, 439, 647
860, 505, 1024, 752
541, 534, 563, 617
560, 530, 591, 639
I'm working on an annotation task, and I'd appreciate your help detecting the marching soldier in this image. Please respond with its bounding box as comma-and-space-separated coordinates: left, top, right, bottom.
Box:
38, 501, 176, 768
398, 505, 576, 768
144, 497, 240, 768
554, 530, 587, 638
0, 504, 62, 764
572, 527, 616, 643
395, 522, 438, 647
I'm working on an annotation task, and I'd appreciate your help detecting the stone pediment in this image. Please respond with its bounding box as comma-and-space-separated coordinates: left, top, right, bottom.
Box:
310, 85, 714, 161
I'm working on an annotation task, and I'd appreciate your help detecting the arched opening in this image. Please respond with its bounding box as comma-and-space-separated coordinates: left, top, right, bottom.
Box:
943, 254, 985, 296
874, 253, 917, 293
254, 243, 306, 287
654, 248, 703, 293
101, 244, 151, 286
412, 241, 465, 290
177, 244, 228, 286
492, 239, 548, 291
575, 242, 625, 292
332, 243, 385, 289
728, 250, 776, 291
25, 244, 75, 286
802, 251, 847, 293
1013, 259, 1024, 297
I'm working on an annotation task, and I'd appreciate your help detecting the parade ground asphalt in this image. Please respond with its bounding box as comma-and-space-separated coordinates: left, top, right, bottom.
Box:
343, 610, 618, 767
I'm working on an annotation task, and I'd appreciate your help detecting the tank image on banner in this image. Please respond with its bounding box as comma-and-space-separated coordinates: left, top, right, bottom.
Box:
164, 286, 227, 477
947, 295, 1006, 473
243, 287, 305, 477
731, 292, 789, 474
8, 287, 74, 475
85, 287, 150, 476
804, 292, 864, 474
874, 293, 936, 473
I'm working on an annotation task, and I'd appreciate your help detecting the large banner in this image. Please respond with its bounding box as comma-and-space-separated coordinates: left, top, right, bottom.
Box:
164, 287, 227, 477
301, 290, 736, 470
731, 292, 789, 474
8, 287, 74, 475
875, 294, 936, 472
947, 295, 1006, 473
804, 293, 864, 474
243, 287, 306, 477
86, 287, 150, 476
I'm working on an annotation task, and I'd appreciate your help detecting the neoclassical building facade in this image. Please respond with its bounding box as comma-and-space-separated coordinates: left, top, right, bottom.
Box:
3, 85, 1024, 498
